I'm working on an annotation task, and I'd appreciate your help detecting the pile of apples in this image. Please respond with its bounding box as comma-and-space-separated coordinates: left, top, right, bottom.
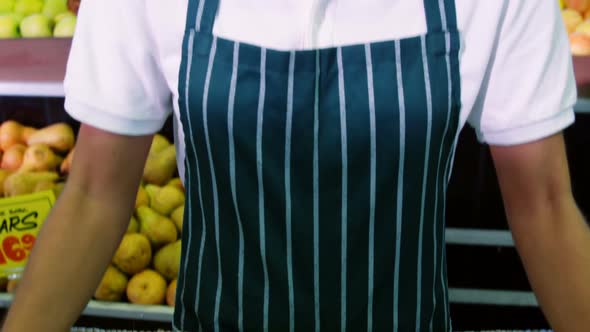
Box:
0, 0, 76, 39
562, 0, 590, 55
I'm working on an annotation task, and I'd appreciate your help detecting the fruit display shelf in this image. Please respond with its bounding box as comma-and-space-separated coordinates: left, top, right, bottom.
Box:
0, 38, 69, 97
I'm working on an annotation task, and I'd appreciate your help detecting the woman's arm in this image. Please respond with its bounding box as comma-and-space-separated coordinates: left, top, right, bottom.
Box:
2, 124, 153, 331
491, 132, 590, 331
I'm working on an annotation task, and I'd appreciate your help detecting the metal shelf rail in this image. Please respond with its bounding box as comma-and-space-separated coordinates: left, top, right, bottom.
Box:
574, 97, 590, 113
0, 81, 64, 97
0, 293, 174, 322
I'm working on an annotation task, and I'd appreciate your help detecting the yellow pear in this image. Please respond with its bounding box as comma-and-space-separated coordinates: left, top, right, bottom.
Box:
19, 144, 63, 172
126, 215, 139, 234
126, 269, 167, 305
166, 177, 184, 192
143, 184, 160, 205
135, 185, 149, 209
94, 265, 128, 302
143, 145, 177, 186
171, 205, 184, 234
0, 169, 13, 197
136, 206, 178, 248
0, 121, 34, 151
4, 171, 59, 197
26, 123, 75, 153
153, 240, 182, 281
166, 279, 177, 307
112, 233, 152, 275
149, 134, 171, 155
150, 185, 185, 216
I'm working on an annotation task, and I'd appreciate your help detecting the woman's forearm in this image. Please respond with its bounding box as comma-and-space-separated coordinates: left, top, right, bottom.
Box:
1, 184, 134, 332
510, 198, 590, 332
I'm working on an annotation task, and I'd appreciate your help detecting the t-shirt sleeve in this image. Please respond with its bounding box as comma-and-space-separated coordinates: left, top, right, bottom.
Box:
467, 1, 577, 146
63, 0, 172, 136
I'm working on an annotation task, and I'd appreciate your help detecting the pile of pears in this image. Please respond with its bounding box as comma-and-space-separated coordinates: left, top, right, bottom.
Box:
0, 121, 184, 307
0, 0, 77, 39
95, 134, 184, 307
0, 120, 75, 198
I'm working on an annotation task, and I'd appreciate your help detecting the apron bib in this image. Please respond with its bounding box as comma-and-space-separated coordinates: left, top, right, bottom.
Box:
175, 0, 462, 331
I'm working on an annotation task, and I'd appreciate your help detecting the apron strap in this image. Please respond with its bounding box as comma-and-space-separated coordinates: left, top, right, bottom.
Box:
423, 0, 459, 33
184, 0, 220, 33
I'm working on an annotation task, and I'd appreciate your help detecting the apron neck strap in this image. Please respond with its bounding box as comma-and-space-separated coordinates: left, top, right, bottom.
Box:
423, 0, 458, 33
185, 0, 219, 33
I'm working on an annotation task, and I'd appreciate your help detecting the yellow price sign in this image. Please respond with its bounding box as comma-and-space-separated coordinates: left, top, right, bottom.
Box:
0, 191, 56, 278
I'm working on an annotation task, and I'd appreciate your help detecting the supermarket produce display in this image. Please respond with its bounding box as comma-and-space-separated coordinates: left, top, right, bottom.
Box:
562, 0, 590, 55
0, 121, 72, 196
0, 0, 76, 39
91, 133, 184, 308
0, 120, 183, 310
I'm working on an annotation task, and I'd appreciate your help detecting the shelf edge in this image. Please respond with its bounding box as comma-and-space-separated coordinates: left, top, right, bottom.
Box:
0, 82, 65, 97
0, 293, 174, 322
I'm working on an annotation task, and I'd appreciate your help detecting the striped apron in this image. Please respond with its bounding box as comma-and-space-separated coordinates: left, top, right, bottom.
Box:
174, 0, 462, 331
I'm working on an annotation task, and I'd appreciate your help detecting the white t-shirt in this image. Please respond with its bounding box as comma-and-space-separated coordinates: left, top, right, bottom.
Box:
64, 0, 577, 177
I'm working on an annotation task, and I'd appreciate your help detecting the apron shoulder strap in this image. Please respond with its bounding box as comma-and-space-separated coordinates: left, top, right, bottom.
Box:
184, 0, 220, 33
423, 0, 459, 33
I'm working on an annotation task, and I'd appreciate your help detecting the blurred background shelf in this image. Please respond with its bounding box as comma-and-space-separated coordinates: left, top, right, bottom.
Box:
449, 288, 538, 307
0, 81, 65, 97
0, 39, 70, 97
574, 97, 590, 113
446, 228, 514, 247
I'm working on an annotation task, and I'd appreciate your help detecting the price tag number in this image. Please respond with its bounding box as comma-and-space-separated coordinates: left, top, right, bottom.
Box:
0, 234, 36, 264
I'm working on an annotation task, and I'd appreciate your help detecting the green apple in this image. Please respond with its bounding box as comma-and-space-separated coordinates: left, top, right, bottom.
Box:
0, 0, 15, 14
20, 13, 52, 38
53, 10, 74, 24
14, 0, 43, 16
43, 0, 68, 20
0, 14, 19, 38
53, 14, 75, 37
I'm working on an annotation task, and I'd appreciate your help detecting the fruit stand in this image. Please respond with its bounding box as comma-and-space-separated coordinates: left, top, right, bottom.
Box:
0, 1, 589, 331
0, 1, 183, 325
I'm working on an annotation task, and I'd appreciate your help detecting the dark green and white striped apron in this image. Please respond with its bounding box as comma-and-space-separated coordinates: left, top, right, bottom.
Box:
174, 0, 462, 331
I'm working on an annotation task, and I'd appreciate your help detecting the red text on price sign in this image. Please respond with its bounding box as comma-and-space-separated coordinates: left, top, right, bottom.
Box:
0, 234, 36, 264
